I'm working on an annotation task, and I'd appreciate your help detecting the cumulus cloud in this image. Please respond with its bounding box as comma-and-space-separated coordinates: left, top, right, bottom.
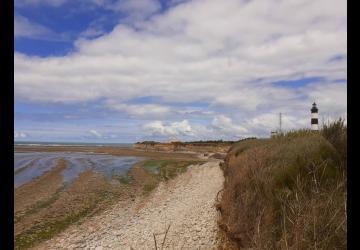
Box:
14, 0, 347, 139
106, 101, 171, 118
15, 14, 53, 39
15, 0, 66, 7
15, 14, 69, 41
302, 82, 347, 117
211, 115, 248, 136
15, 0, 346, 101
87, 129, 123, 140
143, 120, 193, 137
88, 129, 103, 138
14, 131, 28, 139
91, 0, 161, 21
144, 116, 251, 140
79, 27, 106, 39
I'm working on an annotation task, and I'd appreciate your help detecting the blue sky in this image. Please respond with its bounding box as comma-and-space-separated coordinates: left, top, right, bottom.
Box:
14, 0, 347, 143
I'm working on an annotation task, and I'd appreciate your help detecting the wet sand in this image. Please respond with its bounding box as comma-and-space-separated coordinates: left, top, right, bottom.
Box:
15, 159, 66, 215
14, 146, 201, 249
14, 145, 199, 160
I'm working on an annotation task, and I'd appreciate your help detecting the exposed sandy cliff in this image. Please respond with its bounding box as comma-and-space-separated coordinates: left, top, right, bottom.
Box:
133, 141, 232, 153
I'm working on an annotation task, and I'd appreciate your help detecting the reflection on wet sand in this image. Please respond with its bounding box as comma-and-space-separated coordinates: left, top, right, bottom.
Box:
14, 152, 143, 187
14, 147, 200, 250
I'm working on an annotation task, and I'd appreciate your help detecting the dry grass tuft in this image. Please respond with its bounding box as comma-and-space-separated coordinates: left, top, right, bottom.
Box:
217, 120, 347, 250
152, 224, 171, 250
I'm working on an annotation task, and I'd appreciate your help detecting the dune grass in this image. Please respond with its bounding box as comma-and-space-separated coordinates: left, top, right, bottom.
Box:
218, 119, 347, 250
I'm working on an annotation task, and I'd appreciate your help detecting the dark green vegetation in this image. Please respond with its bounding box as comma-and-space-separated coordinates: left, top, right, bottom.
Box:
14, 172, 125, 250
15, 197, 100, 250
142, 159, 204, 180
14, 186, 123, 250
141, 159, 205, 194
113, 173, 133, 184
14, 185, 66, 224
218, 119, 347, 250
135, 138, 257, 145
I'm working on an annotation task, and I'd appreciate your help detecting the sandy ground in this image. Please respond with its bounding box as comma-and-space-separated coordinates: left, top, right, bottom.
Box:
35, 160, 224, 250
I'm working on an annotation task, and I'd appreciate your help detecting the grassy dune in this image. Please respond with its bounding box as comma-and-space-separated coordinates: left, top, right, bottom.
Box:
218, 119, 347, 250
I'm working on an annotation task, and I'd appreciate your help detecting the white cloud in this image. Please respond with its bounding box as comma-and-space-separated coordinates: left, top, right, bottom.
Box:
14, 123, 139, 142
211, 115, 248, 136
14, 0, 347, 138
14, 131, 28, 139
14, 14, 69, 41
15, 0, 346, 102
92, 0, 160, 21
106, 101, 171, 118
303, 82, 347, 117
143, 116, 251, 140
15, 15, 52, 39
112, 0, 160, 16
15, 0, 66, 7
143, 120, 193, 137
79, 27, 106, 39
88, 129, 102, 138
243, 113, 309, 136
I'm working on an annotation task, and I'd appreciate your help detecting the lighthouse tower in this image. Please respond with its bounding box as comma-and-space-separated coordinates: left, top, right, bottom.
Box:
311, 102, 319, 131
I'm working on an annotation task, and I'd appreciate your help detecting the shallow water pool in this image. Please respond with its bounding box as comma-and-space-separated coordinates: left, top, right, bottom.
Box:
14, 152, 143, 188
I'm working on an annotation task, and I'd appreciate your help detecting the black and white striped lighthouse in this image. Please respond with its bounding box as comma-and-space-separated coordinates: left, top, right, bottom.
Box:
311, 102, 319, 131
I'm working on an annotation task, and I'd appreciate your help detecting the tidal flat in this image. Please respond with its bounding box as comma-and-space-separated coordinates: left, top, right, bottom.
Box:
14, 145, 201, 249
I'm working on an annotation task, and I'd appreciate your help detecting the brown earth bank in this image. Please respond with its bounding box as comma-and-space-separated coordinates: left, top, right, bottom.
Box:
133, 141, 233, 153
14, 146, 208, 249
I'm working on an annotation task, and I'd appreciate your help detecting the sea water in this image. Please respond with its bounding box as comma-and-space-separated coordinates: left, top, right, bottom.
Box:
14, 152, 143, 188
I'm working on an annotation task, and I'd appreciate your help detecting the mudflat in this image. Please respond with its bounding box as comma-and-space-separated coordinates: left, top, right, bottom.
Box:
37, 160, 224, 250
15, 145, 199, 159
14, 146, 203, 250
15, 159, 66, 215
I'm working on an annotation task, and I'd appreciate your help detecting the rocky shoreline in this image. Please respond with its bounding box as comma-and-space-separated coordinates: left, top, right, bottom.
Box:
15, 147, 216, 249
35, 160, 223, 250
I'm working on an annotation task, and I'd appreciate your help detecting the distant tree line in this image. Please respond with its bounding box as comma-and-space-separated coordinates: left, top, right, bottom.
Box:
135, 137, 257, 145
